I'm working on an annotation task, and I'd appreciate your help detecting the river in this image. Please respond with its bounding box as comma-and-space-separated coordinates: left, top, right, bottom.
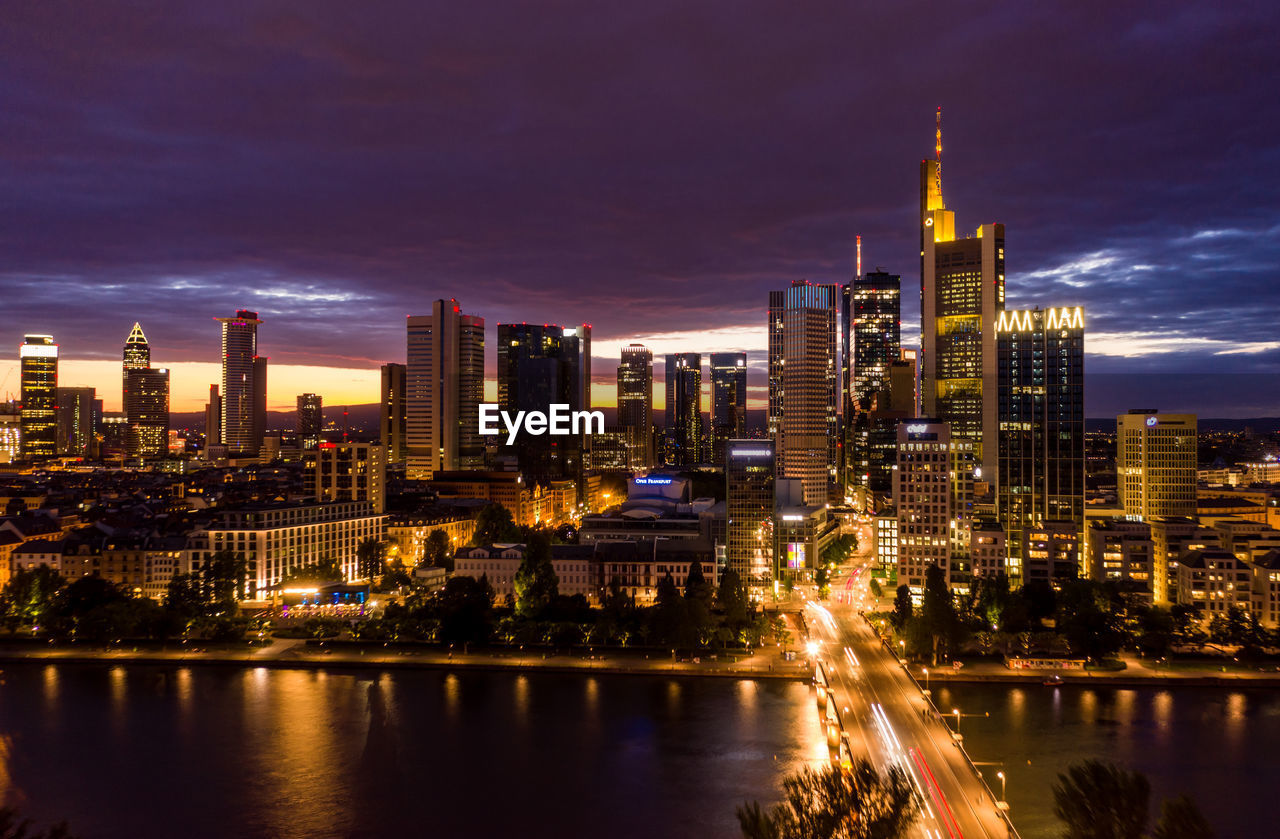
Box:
934, 682, 1274, 839
0, 663, 825, 839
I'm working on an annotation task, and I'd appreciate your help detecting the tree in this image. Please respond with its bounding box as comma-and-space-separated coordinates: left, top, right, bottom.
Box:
919, 565, 959, 664
202, 549, 248, 612
164, 573, 207, 620
718, 568, 750, 629
471, 502, 520, 546
513, 530, 559, 618
1, 566, 65, 628
356, 538, 385, 584
890, 585, 912, 631
814, 565, 831, 599
1150, 795, 1214, 839
422, 529, 453, 570
1052, 760, 1150, 839
737, 760, 918, 839
277, 557, 344, 587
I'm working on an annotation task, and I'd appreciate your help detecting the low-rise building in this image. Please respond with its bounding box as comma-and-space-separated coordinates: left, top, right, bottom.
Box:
387, 513, 477, 567
454, 543, 601, 604
1022, 520, 1080, 587
969, 518, 1006, 580
1176, 548, 1254, 618
1149, 517, 1221, 605
1087, 519, 1154, 595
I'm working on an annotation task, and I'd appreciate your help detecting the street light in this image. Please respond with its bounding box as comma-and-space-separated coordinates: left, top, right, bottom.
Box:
953, 708, 961, 732
997, 770, 1006, 802
922, 668, 929, 693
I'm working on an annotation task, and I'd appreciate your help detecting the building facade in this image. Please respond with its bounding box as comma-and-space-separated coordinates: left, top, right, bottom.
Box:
379, 363, 407, 463
725, 439, 776, 586
665, 353, 703, 466
19, 335, 58, 461
1117, 411, 1197, 520
617, 344, 654, 469
709, 352, 747, 466
297, 393, 322, 450
216, 310, 264, 456
407, 300, 485, 479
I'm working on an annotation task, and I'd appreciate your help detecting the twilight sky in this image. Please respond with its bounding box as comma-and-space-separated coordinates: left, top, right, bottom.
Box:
2, 1, 1278, 416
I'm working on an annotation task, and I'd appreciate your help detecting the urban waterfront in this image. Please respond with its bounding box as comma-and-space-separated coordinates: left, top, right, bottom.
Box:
934, 682, 1275, 839
0, 664, 825, 839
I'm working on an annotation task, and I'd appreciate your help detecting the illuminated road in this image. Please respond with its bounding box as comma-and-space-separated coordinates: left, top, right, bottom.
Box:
809, 563, 1016, 839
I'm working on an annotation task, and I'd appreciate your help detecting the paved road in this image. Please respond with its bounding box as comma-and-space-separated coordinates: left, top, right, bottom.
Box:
808, 562, 1016, 838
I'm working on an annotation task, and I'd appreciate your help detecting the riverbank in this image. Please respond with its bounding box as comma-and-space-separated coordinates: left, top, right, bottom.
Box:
904, 655, 1280, 688
0, 639, 811, 681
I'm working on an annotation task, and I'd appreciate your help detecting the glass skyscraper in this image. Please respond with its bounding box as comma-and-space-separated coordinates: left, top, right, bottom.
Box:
709, 352, 747, 466
20, 334, 58, 461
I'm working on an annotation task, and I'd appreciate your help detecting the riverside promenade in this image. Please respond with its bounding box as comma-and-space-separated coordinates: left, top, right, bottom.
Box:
0, 637, 813, 681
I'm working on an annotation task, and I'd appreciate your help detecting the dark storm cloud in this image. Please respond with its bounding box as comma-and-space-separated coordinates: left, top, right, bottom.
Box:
2, 0, 1278, 412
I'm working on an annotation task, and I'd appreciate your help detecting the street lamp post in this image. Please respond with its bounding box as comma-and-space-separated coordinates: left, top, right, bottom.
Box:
922, 667, 930, 692
997, 770, 1006, 802
953, 708, 961, 732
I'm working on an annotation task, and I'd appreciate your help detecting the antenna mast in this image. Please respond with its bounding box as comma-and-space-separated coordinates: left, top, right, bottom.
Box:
856, 234, 862, 280
935, 106, 943, 200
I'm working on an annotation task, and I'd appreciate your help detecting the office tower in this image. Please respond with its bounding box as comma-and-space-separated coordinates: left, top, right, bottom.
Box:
564, 324, 592, 411
56, 387, 95, 458
252, 356, 268, 450
996, 307, 1086, 571
893, 420, 974, 591
0, 401, 20, 464
216, 310, 264, 455
306, 442, 387, 514
617, 344, 654, 469
1021, 521, 1081, 586
1087, 519, 1154, 588
496, 322, 584, 484
124, 367, 170, 459
407, 300, 485, 479
664, 353, 703, 466
900, 347, 921, 415
725, 439, 776, 585
204, 385, 221, 452
1117, 411, 1198, 519
297, 393, 322, 449
379, 363, 407, 463
768, 281, 838, 505
845, 269, 902, 494
19, 335, 57, 461
864, 360, 916, 496
709, 352, 747, 465
920, 112, 1004, 481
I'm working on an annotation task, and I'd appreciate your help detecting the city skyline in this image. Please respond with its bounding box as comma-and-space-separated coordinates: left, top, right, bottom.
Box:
3, 3, 1279, 417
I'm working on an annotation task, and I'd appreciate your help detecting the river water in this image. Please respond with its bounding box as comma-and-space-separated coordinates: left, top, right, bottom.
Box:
934, 682, 1275, 839
0, 663, 825, 839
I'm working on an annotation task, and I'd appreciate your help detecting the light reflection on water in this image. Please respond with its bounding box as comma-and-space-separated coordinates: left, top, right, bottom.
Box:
0, 665, 822, 839
936, 683, 1280, 839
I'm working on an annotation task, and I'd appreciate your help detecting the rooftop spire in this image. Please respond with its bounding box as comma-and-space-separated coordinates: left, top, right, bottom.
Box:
125, 322, 148, 345
856, 234, 862, 280
934, 106, 943, 200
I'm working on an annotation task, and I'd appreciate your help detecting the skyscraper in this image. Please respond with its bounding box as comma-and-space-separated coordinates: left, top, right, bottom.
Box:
124, 367, 169, 459
844, 269, 902, 494
204, 385, 221, 454
297, 393, 322, 449
996, 307, 1086, 575
215, 310, 264, 456
496, 322, 584, 484
379, 363, 407, 463
665, 353, 703, 466
407, 300, 484, 479
726, 439, 776, 585
893, 420, 955, 591
122, 323, 169, 460
616, 344, 653, 469
709, 352, 747, 465
19, 335, 57, 461
920, 111, 1004, 481
1117, 411, 1198, 519
768, 281, 837, 506
56, 386, 95, 458
306, 441, 387, 514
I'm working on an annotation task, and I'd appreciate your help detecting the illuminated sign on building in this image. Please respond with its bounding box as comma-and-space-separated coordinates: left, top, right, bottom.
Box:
634, 477, 672, 486
787, 543, 805, 569
729, 448, 772, 457
906, 424, 928, 434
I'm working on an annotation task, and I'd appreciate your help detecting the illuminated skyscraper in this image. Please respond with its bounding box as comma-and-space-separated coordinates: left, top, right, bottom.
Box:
996, 307, 1086, 576
204, 385, 221, 454
379, 363, 406, 463
616, 344, 653, 468
19, 335, 57, 461
893, 420, 974, 591
122, 323, 169, 459
1117, 411, 1197, 520
215, 310, 264, 456
709, 352, 747, 465
726, 439, 776, 585
768, 281, 837, 506
843, 269, 902, 494
56, 386, 95, 458
407, 300, 484, 479
664, 353, 702, 466
297, 393, 322, 449
920, 110, 1004, 481
497, 322, 586, 483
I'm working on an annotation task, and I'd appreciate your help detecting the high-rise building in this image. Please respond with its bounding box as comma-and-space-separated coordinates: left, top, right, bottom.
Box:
123, 366, 170, 460
407, 300, 485, 479
19, 335, 57, 461
617, 344, 653, 469
768, 281, 837, 505
297, 393, 322, 449
564, 324, 592, 412
665, 353, 703, 466
726, 439, 776, 586
252, 356, 268, 451
123, 322, 149, 382
215, 310, 264, 456
306, 441, 387, 514
204, 385, 221, 454
379, 363, 407, 463
56, 386, 95, 458
996, 307, 1086, 572
0, 401, 20, 464
844, 269, 902, 494
920, 111, 1004, 481
709, 352, 747, 465
893, 420, 974, 592
496, 322, 585, 484
1117, 411, 1198, 520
